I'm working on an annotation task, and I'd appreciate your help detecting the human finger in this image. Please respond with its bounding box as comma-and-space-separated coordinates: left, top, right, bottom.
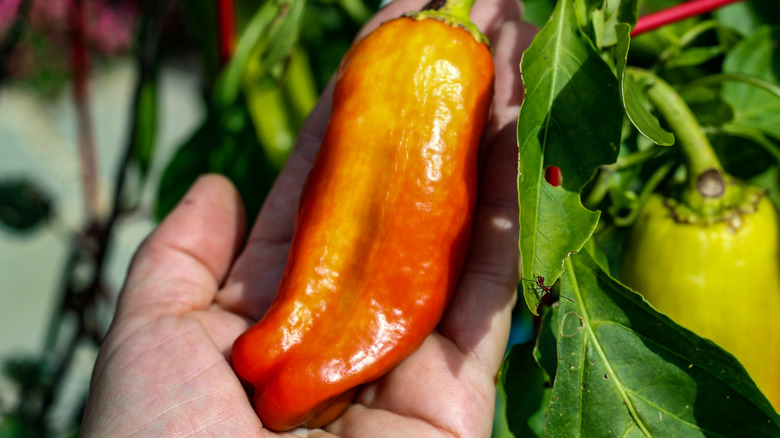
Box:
116, 174, 245, 322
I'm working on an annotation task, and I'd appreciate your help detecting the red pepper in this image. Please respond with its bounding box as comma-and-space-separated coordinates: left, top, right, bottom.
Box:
231, 3, 494, 431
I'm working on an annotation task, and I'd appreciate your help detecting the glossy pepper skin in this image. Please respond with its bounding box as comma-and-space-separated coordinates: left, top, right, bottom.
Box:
620, 193, 780, 409
231, 16, 494, 431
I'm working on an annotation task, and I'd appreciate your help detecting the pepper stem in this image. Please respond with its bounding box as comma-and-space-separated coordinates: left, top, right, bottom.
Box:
422, 0, 476, 19
411, 0, 486, 45
629, 67, 729, 217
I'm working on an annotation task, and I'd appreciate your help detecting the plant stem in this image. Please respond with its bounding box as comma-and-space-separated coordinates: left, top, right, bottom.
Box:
629, 68, 728, 214
632, 0, 746, 36
36, 0, 171, 428
69, 0, 101, 222
422, 0, 476, 19
631, 68, 722, 176
682, 73, 780, 99
584, 145, 667, 209
614, 160, 675, 226
658, 20, 718, 63
417, 0, 485, 44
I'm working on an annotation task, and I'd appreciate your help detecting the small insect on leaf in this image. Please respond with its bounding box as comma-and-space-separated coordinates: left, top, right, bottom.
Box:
523, 275, 574, 314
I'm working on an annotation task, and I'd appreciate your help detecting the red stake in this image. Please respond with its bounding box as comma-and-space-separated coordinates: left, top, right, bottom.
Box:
217, 0, 237, 65
632, 0, 746, 36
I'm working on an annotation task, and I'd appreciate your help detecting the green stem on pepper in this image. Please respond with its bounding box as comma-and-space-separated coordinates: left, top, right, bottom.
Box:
415, 0, 486, 45
629, 67, 730, 217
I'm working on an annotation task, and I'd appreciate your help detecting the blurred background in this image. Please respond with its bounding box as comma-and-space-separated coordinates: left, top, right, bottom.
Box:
0, 0, 534, 435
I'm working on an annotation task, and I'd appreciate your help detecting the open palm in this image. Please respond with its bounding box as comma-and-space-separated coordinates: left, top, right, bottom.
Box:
80, 1, 535, 436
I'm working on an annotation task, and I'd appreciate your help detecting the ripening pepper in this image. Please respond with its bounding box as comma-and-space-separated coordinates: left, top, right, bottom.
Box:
620, 191, 780, 410
231, 3, 494, 431
619, 68, 780, 410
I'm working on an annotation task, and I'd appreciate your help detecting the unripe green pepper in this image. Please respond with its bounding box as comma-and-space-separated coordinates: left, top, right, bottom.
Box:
619, 69, 780, 410
620, 191, 780, 409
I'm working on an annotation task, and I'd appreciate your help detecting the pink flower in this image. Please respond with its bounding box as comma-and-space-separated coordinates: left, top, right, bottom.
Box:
0, 0, 24, 38
88, 0, 135, 55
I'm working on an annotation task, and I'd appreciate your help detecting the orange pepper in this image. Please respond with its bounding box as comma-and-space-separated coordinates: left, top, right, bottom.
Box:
231, 7, 494, 432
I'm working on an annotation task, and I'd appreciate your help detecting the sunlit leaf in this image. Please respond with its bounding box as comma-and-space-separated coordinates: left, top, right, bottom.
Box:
517, 0, 621, 314
722, 27, 780, 142
540, 251, 780, 436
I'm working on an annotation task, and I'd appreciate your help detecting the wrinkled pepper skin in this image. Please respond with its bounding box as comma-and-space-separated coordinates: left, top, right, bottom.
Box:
620, 194, 780, 410
231, 16, 494, 431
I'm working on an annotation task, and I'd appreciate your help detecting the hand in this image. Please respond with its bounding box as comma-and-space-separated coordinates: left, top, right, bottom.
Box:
80, 1, 536, 436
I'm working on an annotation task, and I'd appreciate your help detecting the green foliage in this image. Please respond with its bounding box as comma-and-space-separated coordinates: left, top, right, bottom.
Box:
521, 0, 557, 28
510, 0, 780, 435
157, 0, 373, 226
499, 340, 550, 437
155, 102, 278, 225
178, 0, 221, 81
545, 252, 780, 436
0, 179, 52, 232
517, 0, 622, 314
721, 27, 780, 142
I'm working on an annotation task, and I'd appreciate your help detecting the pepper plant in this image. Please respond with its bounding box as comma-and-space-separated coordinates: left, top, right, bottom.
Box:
502, 0, 780, 435
3, 0, 780, 435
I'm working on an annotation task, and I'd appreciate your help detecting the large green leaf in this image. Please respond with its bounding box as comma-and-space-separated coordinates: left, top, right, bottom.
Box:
722, 27, 780, 141
540, 251, 780, 436
517, 0, 621, 313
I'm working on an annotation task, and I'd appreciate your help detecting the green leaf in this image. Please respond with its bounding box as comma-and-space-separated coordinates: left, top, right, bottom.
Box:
517, 0, 621, 314
500, 340, 551, 438
722, 27, 780, 141
155, 101, 278, 226
129, 0, 167, 181
592, 0, 637, 49
0, 414, 45, 438
713, 2, 760, 37
2, 356, 49, 390
299, 0, 366, 91
665, 45, 725, 69
521, 0, 557, 28
616, 24, 674, 146
0, 180, 52, 232
133, 79, 158, 177
535, 306, 558, 383
540, 251, 780, 436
